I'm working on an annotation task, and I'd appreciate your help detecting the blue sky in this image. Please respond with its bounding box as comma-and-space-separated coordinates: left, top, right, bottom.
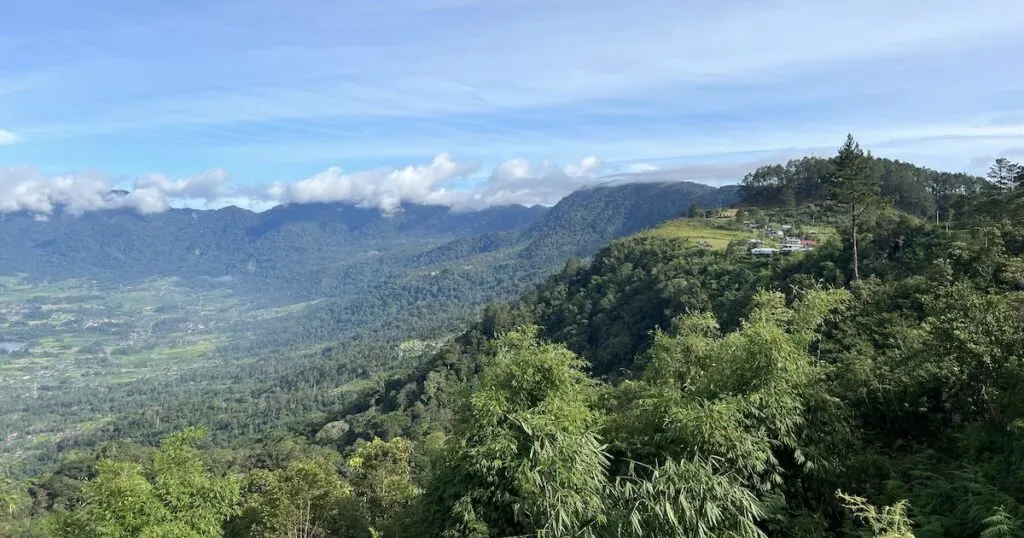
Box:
2, 0, 1024, 212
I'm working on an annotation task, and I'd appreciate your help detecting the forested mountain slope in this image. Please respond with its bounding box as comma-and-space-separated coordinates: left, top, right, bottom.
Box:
238, 181, 739, 349
0, 202, 545, 295
517, 182, 738, 263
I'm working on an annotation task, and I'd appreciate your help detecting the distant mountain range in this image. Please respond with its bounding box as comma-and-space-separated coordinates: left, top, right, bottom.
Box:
0, 182, 735, 286
0, 181, 738, 346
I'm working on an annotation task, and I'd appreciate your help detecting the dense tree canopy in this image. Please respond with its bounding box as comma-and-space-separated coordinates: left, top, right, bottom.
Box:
59, 428, 239, 538
738, 149, 985, 222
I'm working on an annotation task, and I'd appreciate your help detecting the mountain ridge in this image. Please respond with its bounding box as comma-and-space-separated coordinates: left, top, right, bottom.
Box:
0, 180, 740, 354
0, 181, 737, 293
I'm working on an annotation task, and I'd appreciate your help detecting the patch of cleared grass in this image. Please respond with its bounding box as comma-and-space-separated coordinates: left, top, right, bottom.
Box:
638, 218, 756, 249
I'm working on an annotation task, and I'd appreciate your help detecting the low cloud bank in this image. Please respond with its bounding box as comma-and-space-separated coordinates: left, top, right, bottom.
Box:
0, 153, 744, 216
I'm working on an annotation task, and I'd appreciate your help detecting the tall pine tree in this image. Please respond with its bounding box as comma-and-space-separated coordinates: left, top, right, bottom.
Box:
987, 158, 1022, 191
826, 135, 882, 280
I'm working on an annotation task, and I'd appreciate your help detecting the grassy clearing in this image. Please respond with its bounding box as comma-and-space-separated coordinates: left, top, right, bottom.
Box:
804, 225, 839, 240
638, 218, 756, 249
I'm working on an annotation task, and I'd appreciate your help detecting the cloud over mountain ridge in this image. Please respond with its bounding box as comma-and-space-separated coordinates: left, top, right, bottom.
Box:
0, 153, 693, 215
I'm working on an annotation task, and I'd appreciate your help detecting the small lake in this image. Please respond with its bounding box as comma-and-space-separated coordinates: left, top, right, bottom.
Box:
0, 341, 26, 352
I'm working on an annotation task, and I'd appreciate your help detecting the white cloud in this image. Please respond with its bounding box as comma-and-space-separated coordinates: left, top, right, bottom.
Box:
269, 153, 478, 211
0, 129, 21, 145
119, 187, 171, 215
0, 155, 622, 216
0, 167, 239, 215
135, 168, 230, 203
563, 156, 602, 178
0, 167, 136, 215
449, 156, 607, 209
